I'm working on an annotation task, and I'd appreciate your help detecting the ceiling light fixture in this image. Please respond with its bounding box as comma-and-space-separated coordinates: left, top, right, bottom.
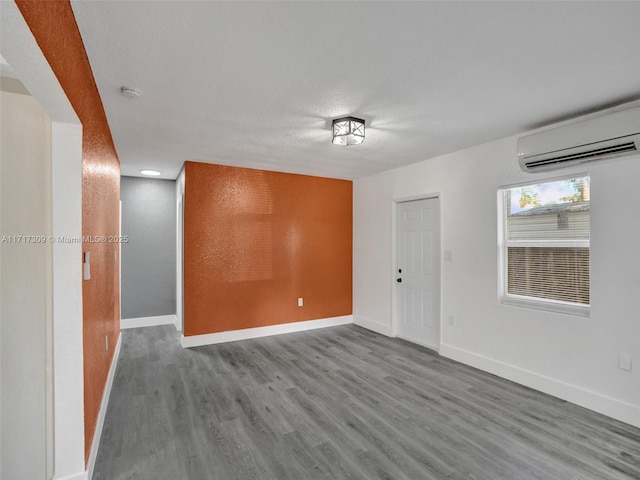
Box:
140, 169, 161, 176
332, 116, 365, 145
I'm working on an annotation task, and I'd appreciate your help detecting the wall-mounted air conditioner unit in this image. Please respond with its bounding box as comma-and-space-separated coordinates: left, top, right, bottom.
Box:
517, 106, 640, 172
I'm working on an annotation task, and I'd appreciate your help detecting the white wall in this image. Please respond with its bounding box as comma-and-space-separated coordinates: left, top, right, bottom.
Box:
51, 122, 85, 480
1, 4, 86, 479
354, 105, 640, 428
0, 89, 52, 480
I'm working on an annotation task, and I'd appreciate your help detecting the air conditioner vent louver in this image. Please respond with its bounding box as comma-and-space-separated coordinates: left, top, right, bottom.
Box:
524, 142, 637, 169
518, 106, 640, 172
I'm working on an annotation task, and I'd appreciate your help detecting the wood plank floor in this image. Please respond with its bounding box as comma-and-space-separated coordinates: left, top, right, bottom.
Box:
93, 325, 640, 480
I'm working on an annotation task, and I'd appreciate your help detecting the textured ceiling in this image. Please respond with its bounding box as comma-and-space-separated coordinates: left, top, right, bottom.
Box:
71, 1, 640, 180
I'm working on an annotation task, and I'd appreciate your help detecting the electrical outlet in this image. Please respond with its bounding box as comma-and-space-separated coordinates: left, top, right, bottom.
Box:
619, 353, 632, 372
444, 250, 453, 261
298, 297, 303, 307
448, 315, 455, 326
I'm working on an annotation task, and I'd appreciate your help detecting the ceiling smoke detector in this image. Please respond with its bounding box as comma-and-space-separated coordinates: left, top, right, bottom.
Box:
120, 86, 141, 99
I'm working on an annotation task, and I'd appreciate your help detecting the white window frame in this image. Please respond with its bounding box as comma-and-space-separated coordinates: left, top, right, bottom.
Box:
498, 175, 590, 317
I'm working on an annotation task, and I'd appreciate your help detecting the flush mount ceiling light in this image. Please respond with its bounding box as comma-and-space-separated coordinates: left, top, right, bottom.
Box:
140, 169, 161, 176
332, 116, 365, 145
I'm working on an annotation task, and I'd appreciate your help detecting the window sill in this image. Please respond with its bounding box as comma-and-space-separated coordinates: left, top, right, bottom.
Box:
500, 294, 590, 318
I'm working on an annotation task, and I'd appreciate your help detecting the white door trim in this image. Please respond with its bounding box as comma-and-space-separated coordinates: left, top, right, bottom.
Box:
176, 193, 184, 332
391, 193, 442, 352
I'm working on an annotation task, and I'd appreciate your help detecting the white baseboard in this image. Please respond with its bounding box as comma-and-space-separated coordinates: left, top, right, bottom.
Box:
353, 315, 393, 337
85, 333, 122, 480
440, 343, 640, 429
55, 472, 87, 480
181, 315, 353, 348
120, 314, 177, 330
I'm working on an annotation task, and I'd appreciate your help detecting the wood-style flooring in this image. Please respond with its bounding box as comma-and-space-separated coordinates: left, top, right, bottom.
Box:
93, 325, 640, 480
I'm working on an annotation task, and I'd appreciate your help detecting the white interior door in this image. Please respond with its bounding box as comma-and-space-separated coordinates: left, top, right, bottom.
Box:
396, 197, 440, 350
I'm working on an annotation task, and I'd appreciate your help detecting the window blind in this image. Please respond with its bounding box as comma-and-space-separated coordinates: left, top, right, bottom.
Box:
507, 247, 590, 304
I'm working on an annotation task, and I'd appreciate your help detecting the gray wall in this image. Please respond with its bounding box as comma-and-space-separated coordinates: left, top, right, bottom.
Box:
121, 176, 176, 318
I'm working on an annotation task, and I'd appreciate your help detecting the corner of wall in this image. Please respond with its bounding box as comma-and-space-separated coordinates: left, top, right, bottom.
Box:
353, 316, 393, 337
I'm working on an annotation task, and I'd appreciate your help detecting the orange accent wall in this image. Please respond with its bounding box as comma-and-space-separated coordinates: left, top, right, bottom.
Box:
16, 0, 121, 462
184, 162, 352, 335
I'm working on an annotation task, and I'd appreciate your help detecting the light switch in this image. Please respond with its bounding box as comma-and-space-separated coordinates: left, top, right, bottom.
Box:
83, 252, 91, 281
619, 353, 632, 372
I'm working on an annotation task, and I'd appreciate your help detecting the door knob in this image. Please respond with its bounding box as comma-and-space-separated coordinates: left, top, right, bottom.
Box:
397, 278, 402, 283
